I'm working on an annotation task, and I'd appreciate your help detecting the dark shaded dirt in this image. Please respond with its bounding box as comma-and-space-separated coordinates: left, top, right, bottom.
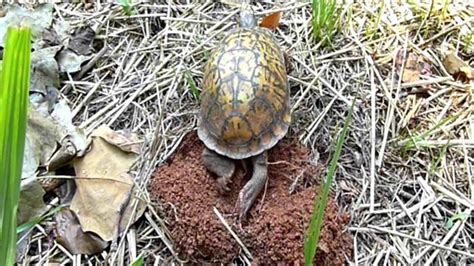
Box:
149, 132, 353, 265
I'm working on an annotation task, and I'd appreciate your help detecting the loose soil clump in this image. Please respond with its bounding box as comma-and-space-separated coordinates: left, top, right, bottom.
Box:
149, 132, 352, 264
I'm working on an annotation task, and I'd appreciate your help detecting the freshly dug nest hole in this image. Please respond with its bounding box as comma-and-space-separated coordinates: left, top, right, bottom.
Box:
149, 132, 352, 264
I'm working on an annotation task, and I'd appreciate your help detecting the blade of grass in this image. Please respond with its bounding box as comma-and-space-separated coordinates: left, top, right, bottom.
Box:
16, 205, 64, 234
130, 253, 144, 266
428, 140, 450, 177
311, 0, 340, 46
366, 1, 384, 39
118, 0, 132, 16
184, 69, 200, 100
0, 26, 32, 266
403, 114, 458, 151
303, 98, 355, 265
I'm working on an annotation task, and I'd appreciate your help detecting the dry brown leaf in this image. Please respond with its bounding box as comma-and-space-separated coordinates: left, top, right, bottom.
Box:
55, 207, 108, 255
70, 125, 145, 242
92, 126, 142, 154
395, 51, 432, 83
68, 26, 95, 56
397, 53, 419, 82
17, 177, 47, 225
442, 52, 474, 82
24, 108, 61, 179
259, 11, 282, 30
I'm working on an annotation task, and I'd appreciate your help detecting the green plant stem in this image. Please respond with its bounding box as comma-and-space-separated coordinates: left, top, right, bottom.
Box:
311, 0, 340, 46
303, 98, 355, 266
0, 26, 32, 266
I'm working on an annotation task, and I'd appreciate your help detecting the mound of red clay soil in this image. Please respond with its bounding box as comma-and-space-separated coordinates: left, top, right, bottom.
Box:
149, 132, 352, 265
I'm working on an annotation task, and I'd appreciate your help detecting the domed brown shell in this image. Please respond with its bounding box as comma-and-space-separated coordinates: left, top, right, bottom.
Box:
198, 27, 291, 160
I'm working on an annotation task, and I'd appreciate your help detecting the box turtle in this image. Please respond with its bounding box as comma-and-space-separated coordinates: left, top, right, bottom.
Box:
197, 2, 291, 218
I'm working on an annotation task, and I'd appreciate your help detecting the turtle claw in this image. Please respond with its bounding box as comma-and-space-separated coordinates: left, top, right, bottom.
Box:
216, 176, 231, 193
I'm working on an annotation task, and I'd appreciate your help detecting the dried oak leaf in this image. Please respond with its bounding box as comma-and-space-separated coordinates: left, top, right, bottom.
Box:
98, 128, 142, 154
259, 11, 282, 30
442, 52, 474, 82
70, 125, 146, 242
56, 26, 95, 73
17, 177, 47, 226
68, 26, 95, 56
395, 51, 432, 83
55, 207, 108, 255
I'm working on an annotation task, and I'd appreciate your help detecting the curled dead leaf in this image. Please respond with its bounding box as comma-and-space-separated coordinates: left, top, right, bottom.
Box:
442, 52, 474, 82
259, 11, 282, 30
395, 51, 432, 83
55, 208, 108, 255
68, 26, 95, 56
46, 137, 78, 172
17, 177, 47, 226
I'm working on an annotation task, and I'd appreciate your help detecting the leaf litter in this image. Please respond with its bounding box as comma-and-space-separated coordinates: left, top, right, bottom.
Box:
54, 207, 109, 255
442, 51, 474, 82
70, 125, 146, 243
56, 26, 96, 73
0, 3, 146, 261
395, 51, 433, 83
12, 1, 474, 265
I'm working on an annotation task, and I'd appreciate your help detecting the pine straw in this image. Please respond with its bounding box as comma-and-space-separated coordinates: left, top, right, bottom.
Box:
24, 1, 473, 265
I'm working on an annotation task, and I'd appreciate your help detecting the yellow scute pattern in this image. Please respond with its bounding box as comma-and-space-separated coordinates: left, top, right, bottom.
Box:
198, 27, 290, 159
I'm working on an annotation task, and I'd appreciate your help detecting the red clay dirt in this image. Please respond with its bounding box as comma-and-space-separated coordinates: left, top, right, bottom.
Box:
149, 132, 352, 265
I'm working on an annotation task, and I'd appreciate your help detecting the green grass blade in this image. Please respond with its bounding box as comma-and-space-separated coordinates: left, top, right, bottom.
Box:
303, 98, 355, 266
311, 0, 340, 46
16, 205, 63, 234
0, 26, 32, 266
130, 253, 144, 266
403, 114, 458, 150
184, 69, 200, 100
118, 0, 132, 16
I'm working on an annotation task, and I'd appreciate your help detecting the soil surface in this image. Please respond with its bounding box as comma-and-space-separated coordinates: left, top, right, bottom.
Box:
149, 132, 352, 265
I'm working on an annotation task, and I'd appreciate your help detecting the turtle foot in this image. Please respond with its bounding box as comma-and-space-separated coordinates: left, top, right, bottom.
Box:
202, 147, 235, 193
237, 152, 268, 219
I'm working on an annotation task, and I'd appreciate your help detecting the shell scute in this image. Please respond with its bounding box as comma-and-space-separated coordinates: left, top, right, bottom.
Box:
198, 27, 290, 159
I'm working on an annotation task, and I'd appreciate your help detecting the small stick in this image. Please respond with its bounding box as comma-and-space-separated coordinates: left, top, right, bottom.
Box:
213, 207, 253, 260
369, 66, 376, 212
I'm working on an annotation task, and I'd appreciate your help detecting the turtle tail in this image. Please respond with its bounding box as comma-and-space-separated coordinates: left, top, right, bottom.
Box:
239, 0, 256, 28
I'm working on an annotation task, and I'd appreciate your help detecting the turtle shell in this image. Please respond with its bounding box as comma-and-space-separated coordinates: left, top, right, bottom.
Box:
198, 27, 291, 160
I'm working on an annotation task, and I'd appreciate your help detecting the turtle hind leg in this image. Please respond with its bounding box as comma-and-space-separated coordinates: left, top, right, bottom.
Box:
202, 147, 235, 193
237, 151, 268, 219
